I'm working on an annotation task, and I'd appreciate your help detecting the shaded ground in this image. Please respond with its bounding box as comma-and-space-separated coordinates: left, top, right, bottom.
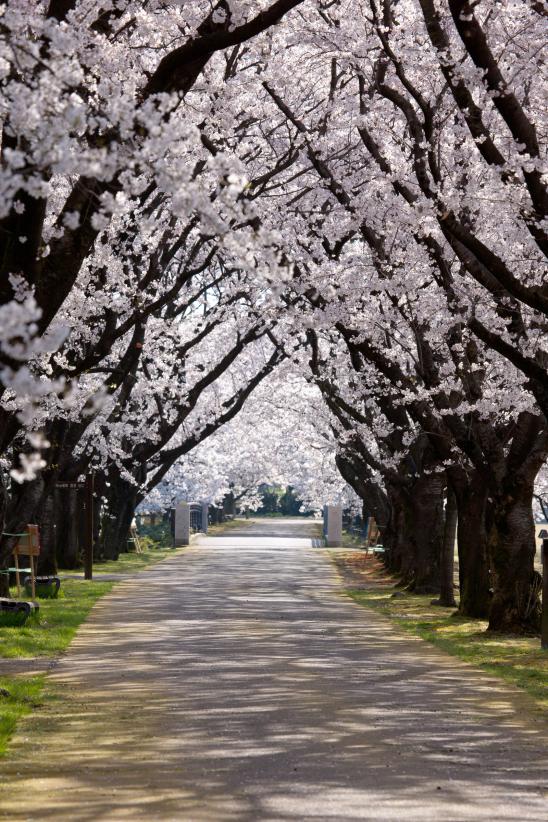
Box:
0, 658, 54, 677
330, 549, 394, 591
333, 549, 548, 711
0, 518, 546, 820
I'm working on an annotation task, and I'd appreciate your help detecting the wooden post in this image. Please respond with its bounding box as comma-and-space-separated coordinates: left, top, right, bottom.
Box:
30, 553, 35, 599
84, 473, 94, 581
542, 539, 548, 650
14, 552, 20, 597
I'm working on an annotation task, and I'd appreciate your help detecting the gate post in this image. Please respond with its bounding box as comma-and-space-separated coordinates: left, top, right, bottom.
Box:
324, 504, 342, 548
202, 503, 209, 534
174, 502, 190, 546
542, 538, 548, 650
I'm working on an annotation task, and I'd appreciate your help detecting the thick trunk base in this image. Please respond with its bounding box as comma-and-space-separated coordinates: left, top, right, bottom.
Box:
452, 471, 491, 619
405, 474, 444, 595
488, 488, 541, 634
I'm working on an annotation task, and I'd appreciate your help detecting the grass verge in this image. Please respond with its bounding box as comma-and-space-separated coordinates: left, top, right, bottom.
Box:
349, 588, 548, 711
0, 676, 45, 757
1, 579, 115, 660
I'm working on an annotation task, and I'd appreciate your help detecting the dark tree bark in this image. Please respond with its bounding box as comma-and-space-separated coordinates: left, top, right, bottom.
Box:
450, 468, 491, 618
405, 472, 444, 594
435, 487, 457, 607
488, 478, 541, 633
382, 485, 410, 579
0, 468, 8, 596
0, 474, 45, 571
223, 492, 236, 519
381, 487, 407, 574
97, 473, 140, 561
56, 487, 82, 570
36, 487, 57, 575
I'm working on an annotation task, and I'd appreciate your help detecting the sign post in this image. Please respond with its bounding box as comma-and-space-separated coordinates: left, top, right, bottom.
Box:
542, 538, 548, 650
84, 473, 94, 581
56, 477, 93, 580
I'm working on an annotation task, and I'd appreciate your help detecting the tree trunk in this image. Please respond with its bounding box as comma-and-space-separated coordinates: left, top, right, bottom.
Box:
435, 487, 457, 607
383, 487, 409, 578
451, 469, 491, 618
223, 491, 236, 518
405, 473, 444, 594
488, 479, 541, 633
36, 487, 58, 574
56, 487, 82, 569
0, 468, 8, 596
0, 475, 45, 569
98, 474, 138, 561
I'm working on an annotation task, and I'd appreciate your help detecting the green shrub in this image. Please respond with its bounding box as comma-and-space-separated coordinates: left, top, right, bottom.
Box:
137, 521, 171, 547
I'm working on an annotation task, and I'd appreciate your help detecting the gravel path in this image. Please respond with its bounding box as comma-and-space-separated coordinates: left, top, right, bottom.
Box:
0, 518, 546, 821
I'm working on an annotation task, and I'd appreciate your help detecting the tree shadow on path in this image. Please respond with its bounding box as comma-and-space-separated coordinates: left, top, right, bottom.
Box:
1, 519, 546, 821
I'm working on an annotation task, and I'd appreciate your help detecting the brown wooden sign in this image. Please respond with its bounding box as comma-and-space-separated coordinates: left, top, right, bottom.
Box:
12, 525, 40, 598
13, 524, 40, 557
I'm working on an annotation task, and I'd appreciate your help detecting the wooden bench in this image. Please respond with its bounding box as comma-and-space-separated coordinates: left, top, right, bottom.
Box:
127, 525, 143, 553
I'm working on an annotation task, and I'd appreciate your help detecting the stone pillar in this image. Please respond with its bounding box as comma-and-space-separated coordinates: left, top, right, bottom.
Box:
324, 504, 342, 547
174, 502, 190, 546
201, 503, 209, 534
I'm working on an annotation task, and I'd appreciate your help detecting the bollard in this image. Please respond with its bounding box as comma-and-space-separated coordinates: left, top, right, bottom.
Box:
174, 502, 190, 546
324, 504, 342, 547
542, 538, 548, 650
202, 502, 209, 534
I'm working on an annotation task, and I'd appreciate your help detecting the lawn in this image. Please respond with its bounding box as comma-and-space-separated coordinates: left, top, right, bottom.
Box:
0, 676, 46, 757
1, 578, 115, 659
349, 587, 548, 711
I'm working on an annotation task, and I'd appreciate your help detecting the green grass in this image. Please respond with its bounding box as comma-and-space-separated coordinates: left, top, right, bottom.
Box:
135, 521, 172, 546
349, 589, 548, 711
1, 579, 115, 659
0, 676, 45, 757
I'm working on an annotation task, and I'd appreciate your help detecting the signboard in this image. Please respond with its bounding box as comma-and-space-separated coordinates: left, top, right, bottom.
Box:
13, 524, 40, 557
